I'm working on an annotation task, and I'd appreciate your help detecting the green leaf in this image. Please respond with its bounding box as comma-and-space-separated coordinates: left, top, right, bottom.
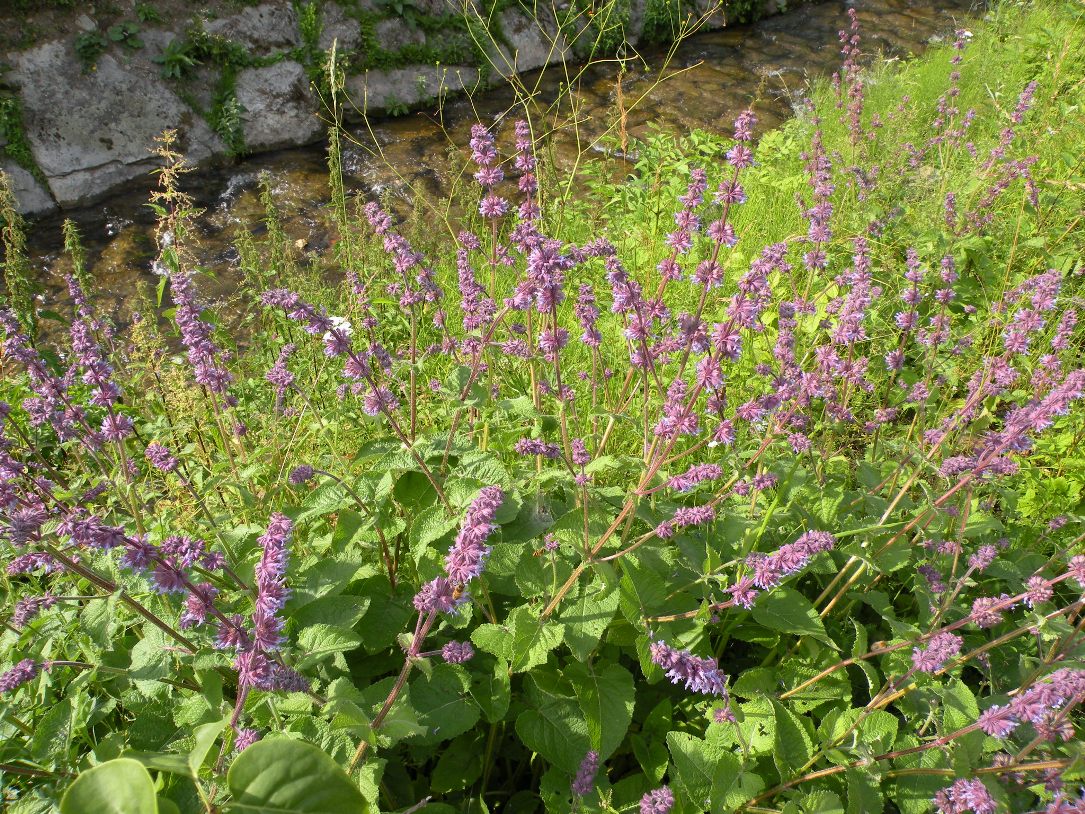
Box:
81, 589, 120, 651
409, 664, 480, 745
631, 734, 669, 784
618, 553, 668, 625
565, 662, 634, 758
296, 625, 363, 669
823, 708, 898, 758
472, 605, 564, 673
846, 768, 883, 814
29, 697, 74, 765
752, 588, 837, 648
410, 505, 459, 557
940, 679, 983, 767
189, 718, 229, 776
515, 674, 591, 773
431, 732, 485, 793
559, 581, 620, 661
289, 594, 370, 630
710, 750, 764, 813
666, 732, 714, 808
291, 556, 367, 608
735, 696, 776, 755
61, 759, 158, 814
226, 739, 370, 813
771, 699, 814, 777
124, 751, 192, 777
470, 656, 511, 723
129, 627, 173, 696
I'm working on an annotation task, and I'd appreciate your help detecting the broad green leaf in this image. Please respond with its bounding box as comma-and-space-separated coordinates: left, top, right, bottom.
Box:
454, 451, 513, 492
409, 664, 480, 745
846, 768, 884, 814
710, 751, 764, 813
410, 505, 459, 557
289, 594, 370, 630
631, 734, 669, 784
189, 718, 229, 776
800, 789, 845, 813
736, 696, 776, 755
357, 578, 415, 652
291, 556, 368, 608
129, 627, 173, 696
666, 731, 714, 808
618, 553, 668, 625
752, 588, 837, 648
940, 679, 983, 767
29, 697, 74, 765
61, 759, 157, 814
124, 751, 192, 777
824, 708, 898, 757
296, 481, 351, 523
472, 605, 564, 673
226, 738, 370, 813
771, 699, 814, 777
515, 673, 590, 773
565, 662, 634, 758
431, 732, 485, 793
81, 589, 120, 651
470, 656, 511, 723
296, 625, 363, 669
890, 742, 951, 814
559, 581, 620, 661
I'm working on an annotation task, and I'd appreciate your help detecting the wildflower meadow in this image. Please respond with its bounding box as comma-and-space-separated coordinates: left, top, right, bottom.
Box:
2, 1, 1085, 813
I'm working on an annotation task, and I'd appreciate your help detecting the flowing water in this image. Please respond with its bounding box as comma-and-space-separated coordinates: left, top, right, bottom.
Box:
21, 0, 980, 320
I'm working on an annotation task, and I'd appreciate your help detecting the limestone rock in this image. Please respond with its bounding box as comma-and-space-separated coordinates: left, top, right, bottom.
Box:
13, 39, 223, 207
627, 0, 648, 41
319, 3, 362, 52
1, 160, 56, 217
345, 65, 480, 113
375, 18, 426, 52
494, 7, 570, 75
234, 61, 323, 151
205, 3, 300, 54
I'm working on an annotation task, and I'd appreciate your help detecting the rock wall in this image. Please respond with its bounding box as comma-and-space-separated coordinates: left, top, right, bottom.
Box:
0, 0, 788, 217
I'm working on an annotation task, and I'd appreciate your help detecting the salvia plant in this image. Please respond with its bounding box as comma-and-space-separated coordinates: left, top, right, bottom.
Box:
2, 3, 1085, 813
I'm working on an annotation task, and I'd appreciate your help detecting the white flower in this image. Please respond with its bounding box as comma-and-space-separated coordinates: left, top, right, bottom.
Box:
324, 315, 353, 343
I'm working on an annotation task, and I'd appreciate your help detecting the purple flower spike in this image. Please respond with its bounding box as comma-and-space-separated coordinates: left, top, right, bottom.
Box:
671, 505, 716, 528
912, 632, 962, 673
571, 750, 599, 797
11, 594, 58, 628
234, 728, 261, 752
445, 486, 504, 586
145, 442, 179, 473
441, 641, 475, 664
640, 786, 675, 814
667, 463, 723, 492
933, 778, 996, 814
571, 439, 591, 467
514, 438, 561, 459
170, 272, 233, 395
413, 577, 461, 615
288, 465, 315, 486
649, 640, 728, 696
252, 513, 292, 652
0, 659, 41, 694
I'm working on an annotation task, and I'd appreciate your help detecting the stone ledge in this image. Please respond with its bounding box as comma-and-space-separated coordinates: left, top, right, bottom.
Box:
1, 0, 805, 214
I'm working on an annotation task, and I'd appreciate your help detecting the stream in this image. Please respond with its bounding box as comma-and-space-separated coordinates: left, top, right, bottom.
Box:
21, 0, 980, 320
